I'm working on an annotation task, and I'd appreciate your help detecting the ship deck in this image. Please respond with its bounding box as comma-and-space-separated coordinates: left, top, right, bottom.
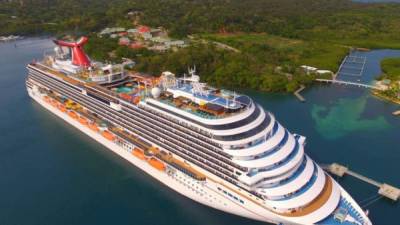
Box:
278, 176, 333, 217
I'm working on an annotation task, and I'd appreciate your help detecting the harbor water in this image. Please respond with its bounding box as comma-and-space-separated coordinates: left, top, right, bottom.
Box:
0, 38, 399, 225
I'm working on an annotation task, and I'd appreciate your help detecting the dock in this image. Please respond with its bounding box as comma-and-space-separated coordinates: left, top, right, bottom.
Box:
393, 110, 400, 116
323, 163, 400, 201
336, 54, 367, 78
294, 85, 306, 102
315, 79, 383, 91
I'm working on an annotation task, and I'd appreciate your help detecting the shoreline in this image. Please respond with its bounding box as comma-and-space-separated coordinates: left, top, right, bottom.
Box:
371, 90, 400, 105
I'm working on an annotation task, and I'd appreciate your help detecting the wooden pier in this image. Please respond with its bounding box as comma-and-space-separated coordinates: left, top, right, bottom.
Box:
323, 163, 400, 201
294, 85, 306, 102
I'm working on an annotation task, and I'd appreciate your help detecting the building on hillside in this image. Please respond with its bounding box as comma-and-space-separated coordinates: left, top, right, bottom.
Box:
166, 40, 185, 47
141, 32, 152, 40
149, 45, 170, 52
150, 28, 166, 37
138, 26, 151, 33
127, 29, 138, 34
119, 37, 131, 46
99, 27, 126, 37
130, 42, 144, 49
151, 36, 171, 44
118, 32, 128, 37
375, 79, 391, 91
300, 65, 318, 75
316, 70, 334, 76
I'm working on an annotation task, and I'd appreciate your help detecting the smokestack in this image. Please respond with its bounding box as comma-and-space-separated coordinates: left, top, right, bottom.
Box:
53, 36, 91, 67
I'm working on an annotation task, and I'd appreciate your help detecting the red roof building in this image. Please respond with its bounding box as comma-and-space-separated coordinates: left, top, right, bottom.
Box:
118, 32, 128, 36
119, 37, 131, 46
138, 26, 150, 33
130, 42, 143, 49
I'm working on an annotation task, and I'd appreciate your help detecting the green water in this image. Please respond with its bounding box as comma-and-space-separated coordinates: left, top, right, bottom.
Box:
0, 38, 399, 225
311, 96, 391, 139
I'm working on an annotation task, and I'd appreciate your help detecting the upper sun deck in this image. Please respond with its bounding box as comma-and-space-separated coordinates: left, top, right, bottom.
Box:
31, 59, 253, 121
31, 37, 253, 121
144, 71, 252, 120
168, 83, 246, 111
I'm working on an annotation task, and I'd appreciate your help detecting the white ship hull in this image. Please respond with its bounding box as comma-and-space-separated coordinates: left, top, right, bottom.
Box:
27, 86, 301, 225
26, 37, 373, 225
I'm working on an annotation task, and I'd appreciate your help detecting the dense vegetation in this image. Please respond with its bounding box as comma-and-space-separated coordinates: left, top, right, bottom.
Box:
375, 58, 400, 101
85, 35, 327, 92
380, 58, 400, 81
2, 0, 400, 45
2, 0, 400, 92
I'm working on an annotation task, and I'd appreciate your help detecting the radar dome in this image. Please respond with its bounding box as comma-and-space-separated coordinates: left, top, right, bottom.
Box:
151, 87, 161, 98
54, 46, 62, 54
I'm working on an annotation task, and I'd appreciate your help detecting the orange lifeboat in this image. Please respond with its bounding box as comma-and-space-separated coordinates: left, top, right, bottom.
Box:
132, 148, 146, 160
102, 130, 115, 141
148, 157, 165, 171
78, 117, 88, 126
43, 96, 51, 103
58, 104, 67, 113
88, 123, 99, 132
68, 111, 78, 120
50, 99, 59, 107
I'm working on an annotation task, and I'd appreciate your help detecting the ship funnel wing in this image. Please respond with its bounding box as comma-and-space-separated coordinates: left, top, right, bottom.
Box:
53, 36, 91, 67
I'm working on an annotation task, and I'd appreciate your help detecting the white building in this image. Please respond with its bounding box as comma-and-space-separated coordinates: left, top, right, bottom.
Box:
301, 65, 318, 75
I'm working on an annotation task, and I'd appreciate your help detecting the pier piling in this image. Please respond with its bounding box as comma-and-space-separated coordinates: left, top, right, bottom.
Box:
323, 163, 400, 201
294, 85, 306, 102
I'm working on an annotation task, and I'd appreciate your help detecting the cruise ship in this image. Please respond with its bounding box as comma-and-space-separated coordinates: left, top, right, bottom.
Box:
26, 37, 372, 225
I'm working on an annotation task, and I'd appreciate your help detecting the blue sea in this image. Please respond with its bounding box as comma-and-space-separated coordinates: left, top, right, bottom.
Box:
0, 38, 399, 225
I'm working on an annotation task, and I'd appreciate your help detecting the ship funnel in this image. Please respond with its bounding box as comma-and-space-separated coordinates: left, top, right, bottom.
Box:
53, 36, 91, 67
